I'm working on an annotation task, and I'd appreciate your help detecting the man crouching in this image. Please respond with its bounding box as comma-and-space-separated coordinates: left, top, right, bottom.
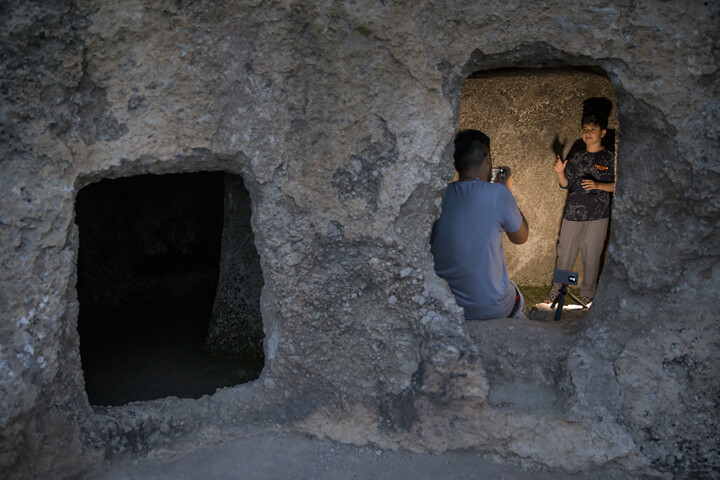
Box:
431, 129, 529, 320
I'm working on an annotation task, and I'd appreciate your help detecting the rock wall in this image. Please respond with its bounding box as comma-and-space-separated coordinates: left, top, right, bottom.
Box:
1, 1, 718, 479
206, 173, 264, 363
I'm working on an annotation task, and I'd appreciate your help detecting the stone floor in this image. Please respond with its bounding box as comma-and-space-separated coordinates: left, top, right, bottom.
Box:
81, 427, 636, 480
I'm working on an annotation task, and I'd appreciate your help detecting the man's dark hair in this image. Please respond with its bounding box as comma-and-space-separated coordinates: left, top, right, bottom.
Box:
581, 112, 608, 130
454, 129, 490, 174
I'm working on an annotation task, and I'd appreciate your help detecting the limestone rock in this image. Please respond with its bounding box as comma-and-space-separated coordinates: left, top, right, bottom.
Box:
0, 1, 718, 479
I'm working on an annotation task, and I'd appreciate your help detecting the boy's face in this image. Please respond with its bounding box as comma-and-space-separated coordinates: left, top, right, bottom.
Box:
581, 122, 606, 148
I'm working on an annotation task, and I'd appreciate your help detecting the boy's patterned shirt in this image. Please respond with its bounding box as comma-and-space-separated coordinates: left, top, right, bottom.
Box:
562, 149, 615, 222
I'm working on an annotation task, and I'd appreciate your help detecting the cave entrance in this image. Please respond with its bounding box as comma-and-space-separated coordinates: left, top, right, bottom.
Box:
75, 171, 264, 406
458, 67, 618, 309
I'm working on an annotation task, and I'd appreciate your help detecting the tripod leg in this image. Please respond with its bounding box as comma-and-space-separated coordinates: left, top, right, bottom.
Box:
567, 292, 588, 309
553, 284, 568, 322
550, 284, 565, 310
553, 290, 566, 322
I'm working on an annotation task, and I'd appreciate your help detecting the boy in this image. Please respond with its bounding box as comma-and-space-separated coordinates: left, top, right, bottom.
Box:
545, 112, 615, 304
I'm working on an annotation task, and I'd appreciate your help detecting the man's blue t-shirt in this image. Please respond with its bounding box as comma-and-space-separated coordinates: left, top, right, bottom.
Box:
430, 180, 523, 320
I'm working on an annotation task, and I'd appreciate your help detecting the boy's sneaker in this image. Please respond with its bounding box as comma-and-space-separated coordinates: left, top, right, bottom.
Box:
580, 296, 593, 305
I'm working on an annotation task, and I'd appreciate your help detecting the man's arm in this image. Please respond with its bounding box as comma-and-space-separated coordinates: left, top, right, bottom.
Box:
506, 211, 529, 245
498, 174, 529, 245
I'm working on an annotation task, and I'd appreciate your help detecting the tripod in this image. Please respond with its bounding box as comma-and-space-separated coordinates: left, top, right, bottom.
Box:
550, 284, 589, 322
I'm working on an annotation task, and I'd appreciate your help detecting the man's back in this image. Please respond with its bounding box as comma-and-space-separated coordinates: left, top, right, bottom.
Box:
431, 180, 522, 320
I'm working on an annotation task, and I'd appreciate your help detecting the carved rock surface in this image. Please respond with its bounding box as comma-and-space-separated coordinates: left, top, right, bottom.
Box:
1, 1, 718, 479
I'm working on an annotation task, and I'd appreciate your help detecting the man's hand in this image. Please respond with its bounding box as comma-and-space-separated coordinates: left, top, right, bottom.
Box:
499, 174, 513, 192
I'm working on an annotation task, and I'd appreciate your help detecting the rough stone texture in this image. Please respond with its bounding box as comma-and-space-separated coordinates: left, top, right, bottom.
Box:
458, 69, 618, 285
206, 173, 264, 363
1, 1, 718, 480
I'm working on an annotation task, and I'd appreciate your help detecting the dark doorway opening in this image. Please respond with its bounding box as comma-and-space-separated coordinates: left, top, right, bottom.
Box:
75, 171, 263, 406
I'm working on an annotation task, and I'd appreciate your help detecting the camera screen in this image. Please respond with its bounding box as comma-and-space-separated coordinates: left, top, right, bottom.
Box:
552, 269, 578, 285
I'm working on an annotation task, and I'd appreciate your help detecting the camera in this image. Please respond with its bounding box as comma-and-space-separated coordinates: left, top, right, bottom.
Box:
490, 166, 510, 183
552, 269, 578, 285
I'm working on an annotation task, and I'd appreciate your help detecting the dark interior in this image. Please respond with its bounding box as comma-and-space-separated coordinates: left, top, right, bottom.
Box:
75, 171, 262, 406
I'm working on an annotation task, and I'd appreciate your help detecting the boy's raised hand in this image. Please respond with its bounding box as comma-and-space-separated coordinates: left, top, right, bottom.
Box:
553, 155, 567, 173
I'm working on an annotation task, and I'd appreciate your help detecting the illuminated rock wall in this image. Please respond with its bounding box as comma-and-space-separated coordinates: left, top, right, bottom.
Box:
1, 1, 717, 478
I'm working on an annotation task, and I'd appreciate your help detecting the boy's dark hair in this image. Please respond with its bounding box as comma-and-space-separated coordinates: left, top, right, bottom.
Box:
454, 129, 490, 174
581, 112, 608, 130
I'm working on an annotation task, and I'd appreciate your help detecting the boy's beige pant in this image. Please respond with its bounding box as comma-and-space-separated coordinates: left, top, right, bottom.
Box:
550, 218, 610, 299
